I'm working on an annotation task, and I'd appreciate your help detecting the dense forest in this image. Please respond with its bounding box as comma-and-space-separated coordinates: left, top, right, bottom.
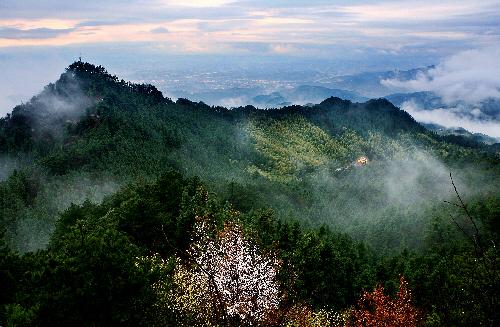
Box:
0, 62, 498, 326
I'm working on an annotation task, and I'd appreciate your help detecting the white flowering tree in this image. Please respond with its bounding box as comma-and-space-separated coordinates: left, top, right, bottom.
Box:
167, 218, 282, 326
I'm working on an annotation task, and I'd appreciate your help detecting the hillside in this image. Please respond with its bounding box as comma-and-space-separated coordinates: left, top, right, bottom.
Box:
1, 61, 498, 251
1, 61, 497, 250
0, 62, 498, 326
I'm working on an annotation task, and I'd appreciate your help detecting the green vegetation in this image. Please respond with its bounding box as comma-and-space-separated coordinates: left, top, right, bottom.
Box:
0, 62, 498, 326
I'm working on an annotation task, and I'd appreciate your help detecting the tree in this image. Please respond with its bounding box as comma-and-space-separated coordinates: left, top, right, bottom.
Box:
9, 216, 157, 327
166, 218, 281, 326
350, 276, 419, 327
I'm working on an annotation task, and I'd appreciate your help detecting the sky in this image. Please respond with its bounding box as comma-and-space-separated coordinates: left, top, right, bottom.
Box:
1, 0, 500, 133
2, 0, 499, 55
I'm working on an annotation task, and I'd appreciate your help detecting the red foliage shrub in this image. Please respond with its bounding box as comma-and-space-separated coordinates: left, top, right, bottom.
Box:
350, 276, 420, 327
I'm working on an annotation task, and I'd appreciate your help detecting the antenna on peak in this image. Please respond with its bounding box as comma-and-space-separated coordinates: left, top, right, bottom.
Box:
78, 52, 82, 62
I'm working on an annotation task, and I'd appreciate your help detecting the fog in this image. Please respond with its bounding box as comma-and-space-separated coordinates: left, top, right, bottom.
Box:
382, 46, 500, 106
13, 70, 98, 148
380, 47, 500, 138
0, 156, 19, 181
300, 148, 469, 251
380, 152, 453, 206
0, 54, 68, 117
0, 68, 111, 252
230, 120, 474, 252
9, 172, 121, 253
402, 100, 500, 138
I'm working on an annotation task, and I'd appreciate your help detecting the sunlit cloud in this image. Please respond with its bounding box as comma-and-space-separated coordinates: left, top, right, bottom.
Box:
337, 1, 495, 21
1, 0, 499, 133
0, 0, 499, 56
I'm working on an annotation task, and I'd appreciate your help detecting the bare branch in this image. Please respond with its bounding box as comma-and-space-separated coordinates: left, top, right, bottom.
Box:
448, 173, 484, 256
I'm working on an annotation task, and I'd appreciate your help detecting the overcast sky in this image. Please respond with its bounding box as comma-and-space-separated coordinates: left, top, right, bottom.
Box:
1, 0, 499, 54
1, 0, 500, 120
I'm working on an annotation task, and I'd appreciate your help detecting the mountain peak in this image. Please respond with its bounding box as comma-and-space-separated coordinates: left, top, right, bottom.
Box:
66, 61, 116, 83
319, 96, 352, 106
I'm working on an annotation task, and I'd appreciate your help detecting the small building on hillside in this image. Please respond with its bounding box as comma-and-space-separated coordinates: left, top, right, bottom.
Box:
355, 156, 369, 166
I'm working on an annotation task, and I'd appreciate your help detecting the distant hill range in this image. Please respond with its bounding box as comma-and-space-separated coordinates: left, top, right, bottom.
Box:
326, 66, 435, 97
169, 67, 432, 108
251, 85, 368, 108
166, 65, 500, 143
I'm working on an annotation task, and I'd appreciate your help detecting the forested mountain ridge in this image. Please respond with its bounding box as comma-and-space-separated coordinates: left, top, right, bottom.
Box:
2, 61, 496, 160
0, 62, 498, 326
2, 61, 496, 180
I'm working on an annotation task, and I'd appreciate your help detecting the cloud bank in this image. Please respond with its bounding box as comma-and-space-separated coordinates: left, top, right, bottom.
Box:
382, 47, 500, 137
383, 47, 500, 105
402, 100, 500, 138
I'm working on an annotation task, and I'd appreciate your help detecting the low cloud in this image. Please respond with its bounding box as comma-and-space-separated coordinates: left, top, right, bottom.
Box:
382, 151, 452, 207
0, 54, 68, 117
0, 156, 19, 181
28, 73, 95, 140
402, 100, 500, 138
10, 173, 122, 253
382, 47, 500, 105
218, 96, 248, 108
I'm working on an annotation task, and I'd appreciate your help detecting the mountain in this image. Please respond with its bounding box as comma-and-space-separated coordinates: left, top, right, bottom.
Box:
385, 90, 500, 122
284, 85, 368, 104
325, 66, 434, 97
151, 66, 434, 108
1, 61, 498, 326
384, 91, 444, 109
422, 123, 500, 145
250, 85, 367, 108
252, 91, 291, 107
174, 84, 368, 108
1, 61, 497, 254
384, 91, 500, 143
172, 86, 264, 108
